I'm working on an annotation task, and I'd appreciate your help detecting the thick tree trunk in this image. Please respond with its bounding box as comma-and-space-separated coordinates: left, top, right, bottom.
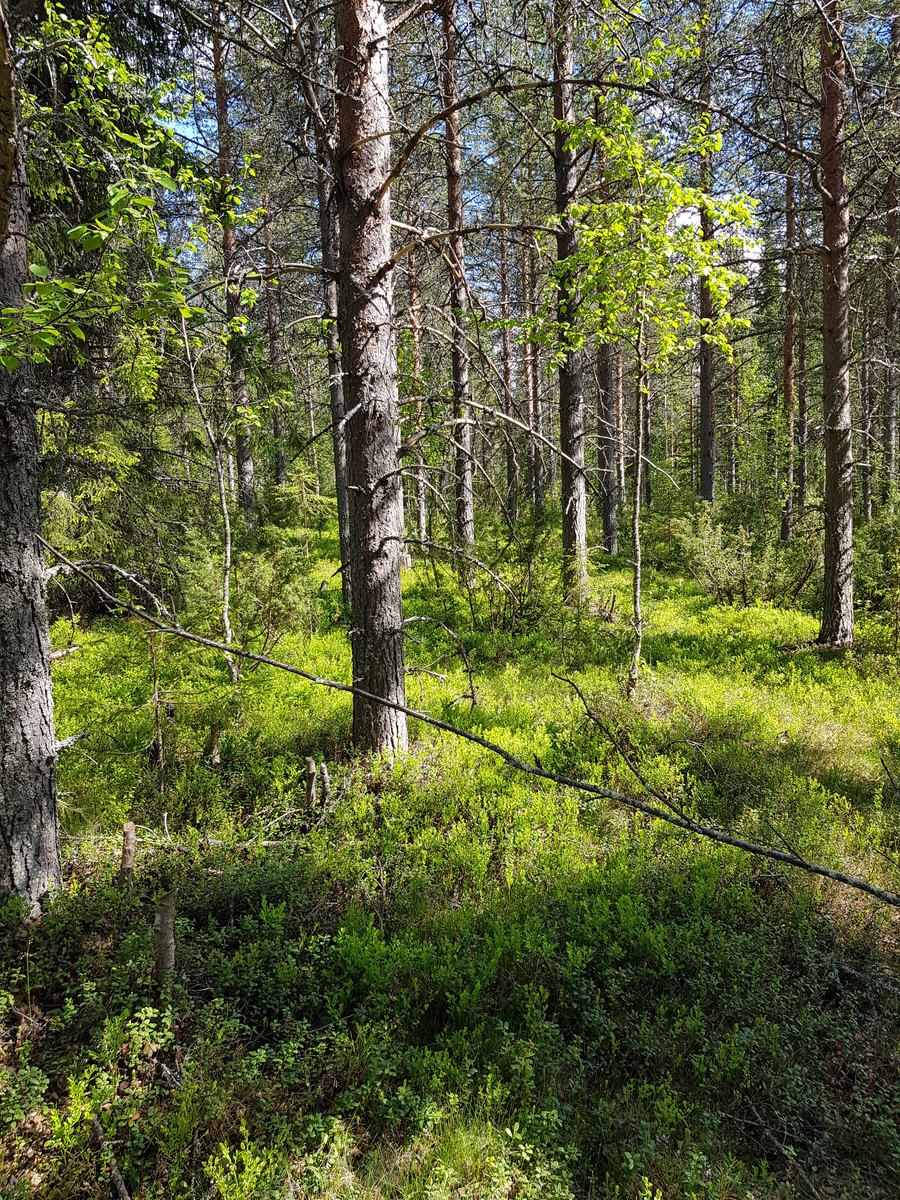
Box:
0, 18, 61, 911
335, 0, 407, 755
553, 0, 587, 593
818, 0, 854, 647
407, 234, 428, 545
781, 154, 796, 541
498, 196, 518, 524
441, 0, 475, 558
698, 10, 716, 505
212, 6, 257, 530
597, 343, 617, 553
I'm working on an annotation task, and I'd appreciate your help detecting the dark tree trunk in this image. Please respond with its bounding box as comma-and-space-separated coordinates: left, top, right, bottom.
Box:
818, 0, 854, 647
885, 17, 900, 500
597, 343, 617, 553
212, 6, 257, 530
553, 0, 587, 593
0, 16, 61, 911
698, 8, 716, 504
781, 152, 796, 541
441, 0, 475, 557
797, 256, 809, 510
335, 0, 407, 754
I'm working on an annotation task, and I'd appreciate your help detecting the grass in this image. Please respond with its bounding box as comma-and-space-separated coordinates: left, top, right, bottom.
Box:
2, 521, 900, 1199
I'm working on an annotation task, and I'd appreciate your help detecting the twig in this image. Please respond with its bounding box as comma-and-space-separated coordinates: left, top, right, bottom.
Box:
91, 1116, 131, 1200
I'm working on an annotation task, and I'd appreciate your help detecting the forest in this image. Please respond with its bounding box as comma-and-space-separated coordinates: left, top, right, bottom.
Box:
2, 0, 900, 1195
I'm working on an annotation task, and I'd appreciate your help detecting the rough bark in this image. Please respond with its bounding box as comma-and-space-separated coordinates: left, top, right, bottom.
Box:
335, 0, 408, 755
212, 4, 257, 529
597, 343, 617, 553
0, 8, 61, 912
441, 0, 475, 559
818, 0, 854, 647
553, 0, 587, 593
885, 16, 900, 499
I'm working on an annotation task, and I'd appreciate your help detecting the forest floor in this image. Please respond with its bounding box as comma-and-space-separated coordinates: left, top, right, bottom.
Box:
2, 523, 900, 1199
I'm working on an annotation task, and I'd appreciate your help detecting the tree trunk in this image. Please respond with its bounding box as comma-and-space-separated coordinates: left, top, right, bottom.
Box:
818, 0, 854, 647
797, 255, 808, 511
441, 0, 475, 559
698, 8, 716, 505
781, 151, 796, 541
263, 215, 288, 486
335, 0, 408, 755
615, 349, 626, 504
553, 0, 587, 594
0, 15, 61, 911
407, 230, 428, 545
522, 238, 544, 513
860, 298, 872, 523
885, 16, 900, 501
498, 194, 518, 524
627, 328, 647, 701
212, 5, 257, 530
597, 343, 617, 553
311, 10, 352, 607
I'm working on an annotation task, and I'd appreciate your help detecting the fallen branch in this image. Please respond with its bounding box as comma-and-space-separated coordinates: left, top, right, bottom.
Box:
36, 538, 900, 912
91, 1116, 131, 1200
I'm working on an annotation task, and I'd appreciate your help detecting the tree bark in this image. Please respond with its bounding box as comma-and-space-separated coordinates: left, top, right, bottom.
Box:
0, 9, 61, 912
627, 328, 647, 701
335, 0, 408, 755
212, 5, 257, 530
818, 0, 854, 647
407, 231, 428, 545
797, 254, 808, 511
522, 238, 544, 513
698, 7, 716, 505
885, 18, 899, 500
553, 0, 587, 594
781, 150, 796, 541
860, 296, 873, 523
441, 0, 475, 561
615, 349, 626, 504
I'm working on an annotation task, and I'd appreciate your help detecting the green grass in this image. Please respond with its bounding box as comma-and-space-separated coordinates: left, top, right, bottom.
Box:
2, 526, 900, 1198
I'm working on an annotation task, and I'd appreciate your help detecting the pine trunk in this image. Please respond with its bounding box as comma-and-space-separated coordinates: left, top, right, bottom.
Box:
818, 0, 854, 647
335, 0, 408, 755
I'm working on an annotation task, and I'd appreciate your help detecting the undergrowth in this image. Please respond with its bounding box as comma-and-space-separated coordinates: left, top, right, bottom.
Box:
2, 516, 900, 1199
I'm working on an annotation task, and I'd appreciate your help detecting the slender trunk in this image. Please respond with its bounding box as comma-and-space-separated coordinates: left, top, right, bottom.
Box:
689, 361, 696, 489
212, 5, 257, 529
311, 12, 352, 606
553, 0, 587, 594
335, 0, 407, 755
642, 374, 652, 508
797, 256, 809, 510
818, 0, 854, 646
860, 299, 872, 522
728, 358, 738, 493
263, 215, 288, 486
627, 327, 647, 701
498, 194, 518, 523
698, 8, 716, 504
306, 359, 320, 493
615, 349, 625, 504
407, 230, 428, 544
781, 152, 796, 541
598, 343, 617, 553
0, 16, 60, 908
523, 240, 544, 513
441, 0, 475, 558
